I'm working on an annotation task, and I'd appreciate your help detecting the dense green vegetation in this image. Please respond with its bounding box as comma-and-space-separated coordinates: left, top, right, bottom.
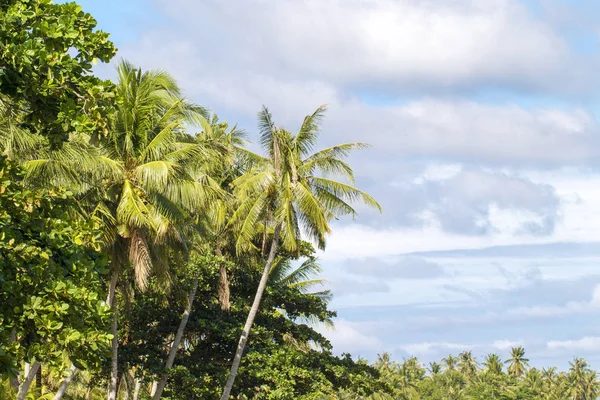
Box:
0, 1, 598, 399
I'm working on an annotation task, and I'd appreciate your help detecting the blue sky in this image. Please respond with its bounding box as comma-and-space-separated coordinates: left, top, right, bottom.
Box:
78, 0, 600, 369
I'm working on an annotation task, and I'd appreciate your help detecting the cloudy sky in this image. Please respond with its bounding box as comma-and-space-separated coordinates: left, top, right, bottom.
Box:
78, 0, 600, 369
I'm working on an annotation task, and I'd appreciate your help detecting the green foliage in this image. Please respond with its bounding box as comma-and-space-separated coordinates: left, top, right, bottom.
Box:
0, 0, 117, 145
0, 3, 596, 400
0, 156, 110, 378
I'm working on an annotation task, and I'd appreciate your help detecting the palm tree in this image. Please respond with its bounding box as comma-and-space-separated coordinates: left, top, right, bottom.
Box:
376, 353, 394, 372
428, 362, 442, 376
458, 351, 478, 380
505, 346, 529, 378
442, 355, 458, 371
219, 105, 381, 399
192, 113, 250, 311
524, 368, 543, 392
483, 354, 504, 375
18, 60, 216, 400
99, 61, 218, 400
151, 114, 245, 400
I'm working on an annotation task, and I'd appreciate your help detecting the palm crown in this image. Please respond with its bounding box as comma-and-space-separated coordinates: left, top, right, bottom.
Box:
232, 105, 380, 254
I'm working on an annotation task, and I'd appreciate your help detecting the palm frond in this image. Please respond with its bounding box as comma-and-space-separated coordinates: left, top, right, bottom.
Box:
129, 230, 153, 289
294, 105, 327, 157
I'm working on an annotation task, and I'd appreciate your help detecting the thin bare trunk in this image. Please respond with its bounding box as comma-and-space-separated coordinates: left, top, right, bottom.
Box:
107, 268, 119, 400
36, 364, 42, 394
9, 327, 19, 391
152, 276, 199, 400
16, 361, 41, 400
150, 381, 157, 397
121, 371, 130, 399
132, 378, 142, 400
216, 247, 230, 311
220, 225, 281, 400
53, 364, 77, 400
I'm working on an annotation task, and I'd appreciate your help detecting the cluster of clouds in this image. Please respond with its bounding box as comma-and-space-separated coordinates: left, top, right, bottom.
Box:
93, 0, 600, 367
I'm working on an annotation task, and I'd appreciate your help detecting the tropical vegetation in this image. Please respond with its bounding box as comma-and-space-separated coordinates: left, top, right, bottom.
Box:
0, 1, 597, 399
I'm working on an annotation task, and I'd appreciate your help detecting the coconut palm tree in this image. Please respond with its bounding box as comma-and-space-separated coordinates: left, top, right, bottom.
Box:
483, 354, 504, 375
192, 113, 251, 311
18, 60, 217, 400
428, 362, 442, 376
505, 346, 529, 378
95, 61, 219, 400
150, 114, 245, 400
220, 105, 381, 399
458, 351, 478, 380
442, 355, 458, 372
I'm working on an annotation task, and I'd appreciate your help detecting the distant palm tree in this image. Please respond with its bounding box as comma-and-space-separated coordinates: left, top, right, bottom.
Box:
524, 368, 543, 391
505, 346, 529, 377
376, 352, 394, 372
443, 354, 458, 371
483, 354, 504, 375
428, 362, 442, 377
458, 351, 478, 380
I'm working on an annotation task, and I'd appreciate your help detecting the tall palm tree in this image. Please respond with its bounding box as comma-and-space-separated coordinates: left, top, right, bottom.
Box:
96, 61, 218, 400
192, 113, 250, 311
220, 105, 381, 399
19, 60, 216, 400
151, 114, 246, 400
505, 346, 529, 378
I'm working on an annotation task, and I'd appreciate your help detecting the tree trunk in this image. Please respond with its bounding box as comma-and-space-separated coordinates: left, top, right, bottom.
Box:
36, 364, 42, 395
121, 371, 130, 399
132, 378, 142, 400
216, 247, 230, 311
220, 225, 281, 400
16, 361, 41, 400
53, 364, 77, 400
152, 275, 199, 400
150, 381, 158, 397
107, 268, 119, 400
9, 327, 19, 391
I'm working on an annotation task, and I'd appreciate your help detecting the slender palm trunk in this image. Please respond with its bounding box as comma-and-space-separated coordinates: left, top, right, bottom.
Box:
107, 268, 119, 400
9, 327, 19, 391
150, 381, 157, 397
16, 361, 41, 400
36, 364, 43, 395
216, 247, 230, 311
132, 378, 142, 400
153, 275, 199, 400
220, 225, 281, 400
53, 364, 77, 400
121, 371, 130, 399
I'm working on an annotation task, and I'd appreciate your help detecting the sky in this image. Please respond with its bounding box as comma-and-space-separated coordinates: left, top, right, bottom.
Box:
75, 0, 600, 369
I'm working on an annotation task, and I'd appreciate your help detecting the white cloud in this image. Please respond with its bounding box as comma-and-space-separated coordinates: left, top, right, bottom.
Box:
345, 257, 446, 280
320, 224, 555, 261
320, 320, 383, 354
401, 339, 526, 357
492, 340, 523, 351
325, 100, 599, 166
150, 0, 582, 92
547, 337, 600, 352
401, 341, 470, 356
